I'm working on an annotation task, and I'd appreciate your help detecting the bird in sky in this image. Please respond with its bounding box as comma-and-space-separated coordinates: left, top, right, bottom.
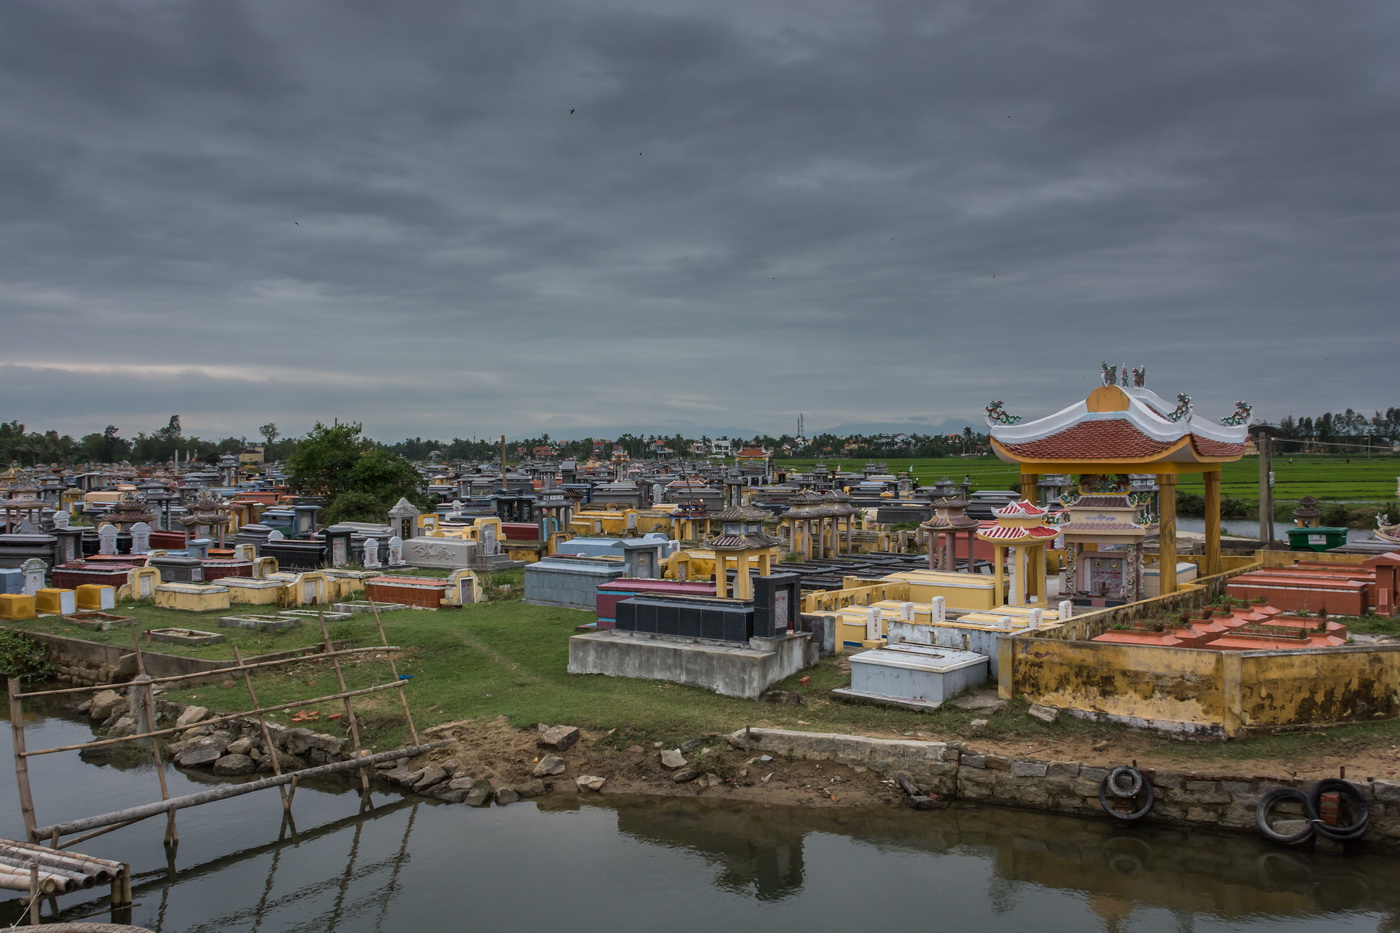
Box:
570, 109, 575, 114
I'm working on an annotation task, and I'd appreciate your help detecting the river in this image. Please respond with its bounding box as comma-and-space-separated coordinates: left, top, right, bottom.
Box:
2, 702, 1397, 932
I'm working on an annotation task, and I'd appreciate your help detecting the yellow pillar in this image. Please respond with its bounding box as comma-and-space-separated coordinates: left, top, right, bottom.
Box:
993, 544, 1006, 604
737, 554, 752, 599
1158, 474, 1178, 595
1020, 472, 1040, 505
1204, 469, 1221, 577
715, 554, 727, 598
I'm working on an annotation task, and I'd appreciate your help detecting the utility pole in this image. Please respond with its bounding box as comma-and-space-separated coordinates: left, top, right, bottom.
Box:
500, 435, 507, 487
1257, 429, 1274, 544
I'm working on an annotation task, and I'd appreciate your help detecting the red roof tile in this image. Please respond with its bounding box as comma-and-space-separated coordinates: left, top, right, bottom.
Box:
1191, 436, 1248, 457
997, 420, 1176, 459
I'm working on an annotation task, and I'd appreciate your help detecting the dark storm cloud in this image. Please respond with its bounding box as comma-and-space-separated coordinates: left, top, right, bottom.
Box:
0, 0, 1396, 443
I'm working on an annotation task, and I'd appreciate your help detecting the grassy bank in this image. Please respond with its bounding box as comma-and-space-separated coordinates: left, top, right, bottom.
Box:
9, 596, 1399, 771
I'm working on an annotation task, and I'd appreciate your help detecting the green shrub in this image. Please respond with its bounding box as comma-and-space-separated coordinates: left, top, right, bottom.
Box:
0, 631, 55, 684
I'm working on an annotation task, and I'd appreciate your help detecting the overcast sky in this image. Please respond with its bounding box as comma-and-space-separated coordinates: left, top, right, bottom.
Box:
1, 0, 1396, 444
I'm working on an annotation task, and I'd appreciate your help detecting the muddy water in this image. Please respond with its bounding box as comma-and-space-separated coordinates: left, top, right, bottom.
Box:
2, 704, 1398, 932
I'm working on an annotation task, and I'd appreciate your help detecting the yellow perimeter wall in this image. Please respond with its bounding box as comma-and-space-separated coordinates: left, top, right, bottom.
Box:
1000, 638, 1400, 737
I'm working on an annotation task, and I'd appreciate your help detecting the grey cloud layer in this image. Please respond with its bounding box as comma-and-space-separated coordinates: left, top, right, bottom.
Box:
1, 0, 1395, 441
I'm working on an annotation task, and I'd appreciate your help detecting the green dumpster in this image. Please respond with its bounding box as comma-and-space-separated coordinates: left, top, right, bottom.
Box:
1286, 526, 1349, 552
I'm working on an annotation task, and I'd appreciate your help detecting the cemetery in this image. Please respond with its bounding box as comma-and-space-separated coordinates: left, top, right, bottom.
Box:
1, 366, 1398, 753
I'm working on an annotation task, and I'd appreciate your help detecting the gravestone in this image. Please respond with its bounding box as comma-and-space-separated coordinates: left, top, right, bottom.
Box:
931, 596, 946, 624
52, 511, 69, 530
363, 538, 382, 570
21, 559, 46, 596
389, 498, 418, 540
387, 535, 405, 566
480, 525, 499, 557
98, 524, 118, 556
186, 538, 212, 561
130, 522, 152, 555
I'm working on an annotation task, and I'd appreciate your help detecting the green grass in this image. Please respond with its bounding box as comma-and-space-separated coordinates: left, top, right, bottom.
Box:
156, 602, 1004, 749
15, 588, 1400, 764
23, 599, 374, 660
777, 454, 1400, 526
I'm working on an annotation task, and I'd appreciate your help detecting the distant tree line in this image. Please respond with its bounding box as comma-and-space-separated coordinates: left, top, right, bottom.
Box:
1269, 408, 1400, 453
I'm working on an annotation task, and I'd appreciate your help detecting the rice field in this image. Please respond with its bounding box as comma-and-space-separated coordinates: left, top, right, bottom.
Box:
774, 453, 1400, 507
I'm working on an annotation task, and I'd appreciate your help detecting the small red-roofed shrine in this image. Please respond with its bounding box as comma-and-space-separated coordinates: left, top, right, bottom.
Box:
976, 500, 1058, 607
985, 365, 1250, 594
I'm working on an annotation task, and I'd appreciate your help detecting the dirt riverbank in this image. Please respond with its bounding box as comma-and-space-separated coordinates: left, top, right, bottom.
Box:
410, 714, 1400, 810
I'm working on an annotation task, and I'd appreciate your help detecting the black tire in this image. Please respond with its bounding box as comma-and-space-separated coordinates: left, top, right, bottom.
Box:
1256, 788, 1315, 845
1099, 774, 1155, 821
1105, 765, 1143, 799
1306, 778, 1370, 841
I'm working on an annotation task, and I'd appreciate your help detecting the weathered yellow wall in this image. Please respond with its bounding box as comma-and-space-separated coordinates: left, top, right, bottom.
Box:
1257, 549, 1367, 569
801, 581, 911, 614
879, 570, 1001, 612
1003, 638, 1230, 734
1236, 646, 1400, 727
1004, 638, 1400, 736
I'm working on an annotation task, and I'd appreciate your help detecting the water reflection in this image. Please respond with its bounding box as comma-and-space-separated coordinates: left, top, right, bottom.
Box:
4, 707, 1399, 932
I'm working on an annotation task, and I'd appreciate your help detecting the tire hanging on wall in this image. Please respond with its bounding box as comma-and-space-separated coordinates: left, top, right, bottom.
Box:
1306, 778, 1370, 841
1105, 765, 1144, 799
1255, 788, 1316, 845
1099, 772, 1155, 821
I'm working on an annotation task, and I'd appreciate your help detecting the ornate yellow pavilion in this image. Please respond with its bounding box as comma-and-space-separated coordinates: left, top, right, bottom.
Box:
984, 366, 1250, 594
704, 503, 781, 600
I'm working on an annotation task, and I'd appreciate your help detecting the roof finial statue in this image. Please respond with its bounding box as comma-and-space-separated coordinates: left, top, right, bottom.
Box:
1100, 361, 1117, 386
984, 400, 1021, 426
1120, 362, 1129, 386
1165, 393, 1193, 423
1220, 401, 1252, 426
1132, 365, 1146, 387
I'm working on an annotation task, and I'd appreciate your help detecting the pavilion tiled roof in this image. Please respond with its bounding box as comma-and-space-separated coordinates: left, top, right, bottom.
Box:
988, 381, 1250, 466
978, 525, 1059, 540
996, 420, 1177, 460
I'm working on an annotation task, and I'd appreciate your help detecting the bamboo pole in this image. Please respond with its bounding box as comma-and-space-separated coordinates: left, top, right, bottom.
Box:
0, 844, 121, 880
28, 865, 40, 924
33, 740, 449, 840
367, 595, 419, 746
130, 635, 178, 848
317, 611, 368, 793
57, 819, 142, 850
19, 645, 404, 699
19, 680, 408, 758
7, 678, 37, 841
231, 644, 288, 812
0, 864, 77, 894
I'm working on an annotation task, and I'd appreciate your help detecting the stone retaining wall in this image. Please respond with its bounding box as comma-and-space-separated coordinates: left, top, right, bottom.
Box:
11, 627, 349, 686
728, 727, 1400, 850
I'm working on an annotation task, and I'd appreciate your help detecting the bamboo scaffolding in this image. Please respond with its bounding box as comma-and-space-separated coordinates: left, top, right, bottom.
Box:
18, 680, 408, 758
7, 678, 38, 842
33, 740, 449, 840
130, 635, 178, 848
18, 645, 403, 699
231, 644, 289, 813
368, 596, 419, 746
317, 611, 369, 793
